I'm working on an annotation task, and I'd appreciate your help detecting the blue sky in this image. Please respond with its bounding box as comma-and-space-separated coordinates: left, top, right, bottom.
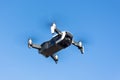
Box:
0, 0, 120, 80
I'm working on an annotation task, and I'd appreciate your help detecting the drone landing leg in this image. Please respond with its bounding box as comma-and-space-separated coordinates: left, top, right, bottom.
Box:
51, 54, 58, 64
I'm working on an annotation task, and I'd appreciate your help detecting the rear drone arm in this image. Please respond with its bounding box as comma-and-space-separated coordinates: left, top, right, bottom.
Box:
72, 40, 84, 54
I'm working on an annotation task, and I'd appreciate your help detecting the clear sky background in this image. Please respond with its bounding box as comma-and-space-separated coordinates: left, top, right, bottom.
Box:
0, 0, 120, 80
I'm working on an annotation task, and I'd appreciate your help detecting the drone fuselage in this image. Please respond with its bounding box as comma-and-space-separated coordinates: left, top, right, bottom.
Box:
28, 23, 84, 63
39, 31, 73, 57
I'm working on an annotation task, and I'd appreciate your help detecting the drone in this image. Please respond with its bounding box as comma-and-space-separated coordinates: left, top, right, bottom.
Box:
28, 23, 84, 63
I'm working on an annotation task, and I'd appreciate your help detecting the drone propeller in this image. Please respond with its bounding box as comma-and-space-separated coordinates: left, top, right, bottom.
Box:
16, 15, 68, 48
16, 32, 40, 48
74, 33, 93, 46
38, 15, 69, 31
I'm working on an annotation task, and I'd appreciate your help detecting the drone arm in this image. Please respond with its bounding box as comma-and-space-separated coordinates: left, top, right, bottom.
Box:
31, 44, 41, 49
72, 40, 84, 54
51, 23, 61, 35
28, 39, 41, 49
55, 27, 61, 34
72, 40, 78, 46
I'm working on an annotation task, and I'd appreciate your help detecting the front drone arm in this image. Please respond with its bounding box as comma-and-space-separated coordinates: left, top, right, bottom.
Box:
72, 40, 84, 54
28, 39, 41, 49
51, 23, 61, 35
